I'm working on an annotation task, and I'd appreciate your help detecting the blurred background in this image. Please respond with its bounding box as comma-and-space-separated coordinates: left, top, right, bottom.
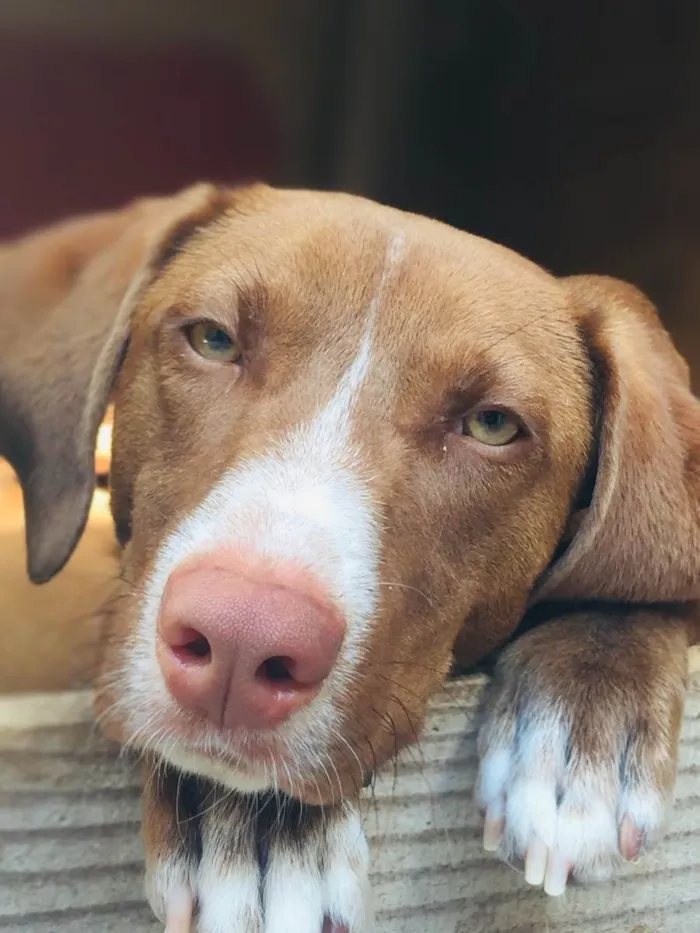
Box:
2, 0, 699, 372
3, 0, 700, 690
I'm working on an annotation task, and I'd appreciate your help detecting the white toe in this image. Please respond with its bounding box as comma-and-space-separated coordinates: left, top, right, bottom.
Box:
146, 856, 195, 926
323, 805, 372, 932
197, 799, 263, 933
197, 860, 263, 933
263, 802, 371, 933
263, 852, 325, 933
477, 707, 667, 892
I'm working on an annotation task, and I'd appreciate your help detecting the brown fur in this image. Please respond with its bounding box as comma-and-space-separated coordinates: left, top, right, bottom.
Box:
480, 606, 692, 823
1, 184, 699, 916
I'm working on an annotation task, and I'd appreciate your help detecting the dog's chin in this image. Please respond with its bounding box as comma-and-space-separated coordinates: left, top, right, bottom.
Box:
145, 714, 327, 798
156, 742, 273, 793
109, 678, 355, 802
142, 710, 291, 793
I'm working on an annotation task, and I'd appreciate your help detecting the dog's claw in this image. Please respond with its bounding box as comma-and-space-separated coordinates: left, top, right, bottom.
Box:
619, 814, 643, 861
524, 836, 548, 886
164, 888, 194, 933
543, 853, 569, 897
482, 798, 504, 852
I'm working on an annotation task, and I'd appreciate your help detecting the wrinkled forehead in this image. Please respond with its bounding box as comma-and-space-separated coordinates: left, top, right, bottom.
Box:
148, 189, 582, 410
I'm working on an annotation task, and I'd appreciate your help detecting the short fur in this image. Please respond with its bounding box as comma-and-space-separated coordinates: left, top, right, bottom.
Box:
1, 184, 699, 930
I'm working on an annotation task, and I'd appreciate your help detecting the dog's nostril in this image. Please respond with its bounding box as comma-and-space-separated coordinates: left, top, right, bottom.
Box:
171, 628, 211, 664
257, 656, 295, 684
188, 634, 211, 658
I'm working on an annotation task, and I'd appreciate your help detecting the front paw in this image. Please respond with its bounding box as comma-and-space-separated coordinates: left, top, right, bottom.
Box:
476, 614, 687, 895
143, 768, 371, 933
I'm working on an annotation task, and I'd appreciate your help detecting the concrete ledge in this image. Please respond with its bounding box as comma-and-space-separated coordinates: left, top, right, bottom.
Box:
2, 672, 700, 932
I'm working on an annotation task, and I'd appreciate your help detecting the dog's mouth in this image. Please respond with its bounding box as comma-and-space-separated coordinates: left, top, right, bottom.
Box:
141, 702, 326, 794
162, 709, 291, 758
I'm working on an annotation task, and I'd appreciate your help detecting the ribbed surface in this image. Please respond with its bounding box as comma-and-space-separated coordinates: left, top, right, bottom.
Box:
1, 676, 699, 933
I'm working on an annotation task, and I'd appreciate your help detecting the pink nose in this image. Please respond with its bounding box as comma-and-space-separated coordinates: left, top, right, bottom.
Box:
156, 554, 345, 731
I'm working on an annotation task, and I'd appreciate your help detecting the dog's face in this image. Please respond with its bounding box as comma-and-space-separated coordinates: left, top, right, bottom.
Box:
101, 187, 592, 799
3, 184, 700, 806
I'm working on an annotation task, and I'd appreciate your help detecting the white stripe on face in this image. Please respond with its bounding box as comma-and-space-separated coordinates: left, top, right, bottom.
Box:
122, 232, 406, 785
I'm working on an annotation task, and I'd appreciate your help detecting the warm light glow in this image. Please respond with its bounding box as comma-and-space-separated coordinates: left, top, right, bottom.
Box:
95, 406, 114, 476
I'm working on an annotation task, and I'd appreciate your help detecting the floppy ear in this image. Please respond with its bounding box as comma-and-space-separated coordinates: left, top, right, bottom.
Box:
0, 183, 230, 584
535, 274, 700, 604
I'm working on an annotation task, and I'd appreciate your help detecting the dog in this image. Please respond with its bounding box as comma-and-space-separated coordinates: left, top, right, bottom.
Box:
1, 183, 699, 932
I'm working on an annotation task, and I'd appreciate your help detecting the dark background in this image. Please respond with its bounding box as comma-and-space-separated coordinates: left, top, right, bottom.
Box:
2, 0, 699, 379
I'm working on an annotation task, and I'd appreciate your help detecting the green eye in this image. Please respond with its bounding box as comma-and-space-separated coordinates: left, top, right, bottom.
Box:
187, 322, 240, 363
465, 410, 520, 446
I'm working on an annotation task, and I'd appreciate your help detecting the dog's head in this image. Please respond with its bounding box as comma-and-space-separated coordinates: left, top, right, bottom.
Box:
3, 184, 700, 802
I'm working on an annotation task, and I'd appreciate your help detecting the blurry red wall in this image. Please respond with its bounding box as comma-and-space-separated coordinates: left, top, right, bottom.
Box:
0, 33, 278, 238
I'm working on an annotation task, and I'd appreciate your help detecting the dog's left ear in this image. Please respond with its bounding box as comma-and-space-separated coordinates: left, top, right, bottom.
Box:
536, 274, 700, 604
0, 183, 231, 584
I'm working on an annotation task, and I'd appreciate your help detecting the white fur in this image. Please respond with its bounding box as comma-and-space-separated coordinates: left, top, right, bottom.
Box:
197, 858, 263, 933
263, 852, 325, 933
121, 232, 407, 790
476, 746, 511, 808
323, 804, 372, 930
262, 808, 371, 933
618, 783, 670, 852
157, 745, 270, 794
478, 705, 670, 885
191, 802, 264, 932
145, 855, 195, 925
147, 802, 371, 933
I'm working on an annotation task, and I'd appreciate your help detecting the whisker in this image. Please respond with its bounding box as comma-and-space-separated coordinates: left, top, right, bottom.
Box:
188, 782, 237, 824
330, 728, 364, 796
377, 580, 434, 607
369, 659, 449, 676
369, 670, 428, 704
481, 309, 560, 356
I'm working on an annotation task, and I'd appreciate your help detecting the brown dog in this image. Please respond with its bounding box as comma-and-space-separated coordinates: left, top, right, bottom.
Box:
1, 184, 698, 931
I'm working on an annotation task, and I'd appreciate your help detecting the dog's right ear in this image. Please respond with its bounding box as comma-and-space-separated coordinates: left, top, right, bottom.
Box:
535, 274, 700, 606
0, 183, 231, 584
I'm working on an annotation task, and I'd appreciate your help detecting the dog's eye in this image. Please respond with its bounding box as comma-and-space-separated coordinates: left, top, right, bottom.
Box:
186, 322, 240, 363
460, 409, 521, 446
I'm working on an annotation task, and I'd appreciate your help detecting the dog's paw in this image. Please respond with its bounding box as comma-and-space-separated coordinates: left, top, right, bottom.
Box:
476, 614, 687, 895
143, 769, 371, 933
